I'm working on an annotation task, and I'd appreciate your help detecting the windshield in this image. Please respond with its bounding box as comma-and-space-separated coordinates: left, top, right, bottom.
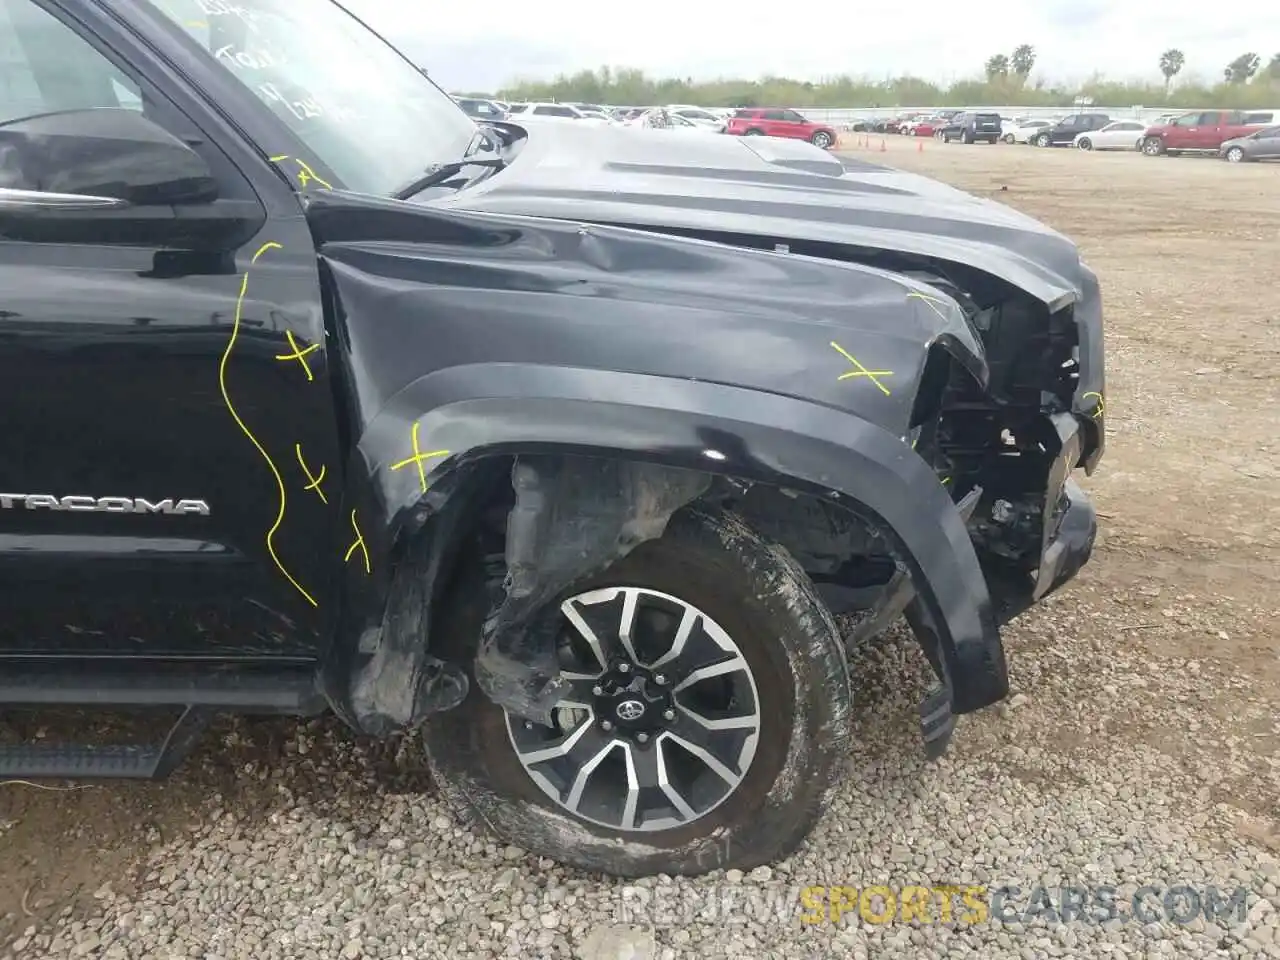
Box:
145, 0, 477, 196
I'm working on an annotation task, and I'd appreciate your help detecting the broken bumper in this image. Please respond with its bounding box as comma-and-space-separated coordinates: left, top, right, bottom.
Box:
1033, 412, 1099, 602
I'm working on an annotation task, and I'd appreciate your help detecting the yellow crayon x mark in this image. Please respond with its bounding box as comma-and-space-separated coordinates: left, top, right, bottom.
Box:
389, 421, 450, 493
830, 341, 894, 397
906, 290, 954, 322
1082, 391, 1105, 420
344, 510, 370, 574
294, 444, 328, 504
275, 329, 320, 381
269, 155, 334, 191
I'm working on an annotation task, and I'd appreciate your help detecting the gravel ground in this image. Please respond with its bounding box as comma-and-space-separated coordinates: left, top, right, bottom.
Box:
4, 140, 1279, 960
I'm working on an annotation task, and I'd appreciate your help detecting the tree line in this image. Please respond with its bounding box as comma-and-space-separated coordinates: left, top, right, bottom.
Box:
488, 47, 1280, 109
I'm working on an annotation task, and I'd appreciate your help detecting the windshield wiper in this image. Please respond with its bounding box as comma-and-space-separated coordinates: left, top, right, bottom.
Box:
392, 155, 506, 201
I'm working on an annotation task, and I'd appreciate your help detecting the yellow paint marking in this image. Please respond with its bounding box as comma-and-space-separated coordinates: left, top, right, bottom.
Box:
389, 421, 451, 493
830, 341, 894, 396
218, 241, 318, 608
274, 329, 320, 380
1082, 391, 1105, 420
268, 156, 334, 192
251, 241, 278, 265
344, 510, 371, 574
906, 290, 954, 322
295, 444, 328, 504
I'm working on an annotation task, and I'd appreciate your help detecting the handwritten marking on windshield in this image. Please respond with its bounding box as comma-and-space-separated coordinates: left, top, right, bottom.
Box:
215, 43, 284, 70
830, 341, 894, 396
390, 421, 451, 494
1082, 391, 1106, 420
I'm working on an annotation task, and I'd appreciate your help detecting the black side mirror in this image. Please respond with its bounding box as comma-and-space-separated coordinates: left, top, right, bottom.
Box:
0, 108, 265, 251
0, 108, 218, 207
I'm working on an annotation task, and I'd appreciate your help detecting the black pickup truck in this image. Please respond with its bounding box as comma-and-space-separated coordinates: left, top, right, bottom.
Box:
0, 0, 1106, 877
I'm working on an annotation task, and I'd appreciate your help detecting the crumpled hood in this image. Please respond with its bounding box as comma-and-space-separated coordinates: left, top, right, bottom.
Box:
439, 121, 1086, 307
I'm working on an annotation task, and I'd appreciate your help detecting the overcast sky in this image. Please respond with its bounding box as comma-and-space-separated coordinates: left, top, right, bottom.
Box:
340, 0, 1280, 94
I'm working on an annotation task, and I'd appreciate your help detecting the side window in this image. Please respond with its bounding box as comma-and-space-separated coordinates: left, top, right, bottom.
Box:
780, 110, 805, 123
762, 109, 787, 121
0, 0, 141, 123
1172, 113, 1200, 127
534, 105, 573, 117
1197, 112, 1221, 126
0, 0, 256, 210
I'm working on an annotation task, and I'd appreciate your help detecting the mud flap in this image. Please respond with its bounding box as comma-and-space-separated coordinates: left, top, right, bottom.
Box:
474, 455, 710, 725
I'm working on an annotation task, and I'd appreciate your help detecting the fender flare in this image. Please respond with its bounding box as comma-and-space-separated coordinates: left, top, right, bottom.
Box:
324, 363, 1007, 732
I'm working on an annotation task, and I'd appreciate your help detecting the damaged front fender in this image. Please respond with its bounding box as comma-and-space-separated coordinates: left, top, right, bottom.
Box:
324, 362, 1008, 735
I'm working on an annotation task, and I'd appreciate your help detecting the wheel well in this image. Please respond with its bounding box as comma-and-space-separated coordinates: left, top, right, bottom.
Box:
344, 449, 921, 737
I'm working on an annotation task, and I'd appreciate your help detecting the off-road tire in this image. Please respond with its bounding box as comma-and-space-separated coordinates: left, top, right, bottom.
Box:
422, 505, 854, 878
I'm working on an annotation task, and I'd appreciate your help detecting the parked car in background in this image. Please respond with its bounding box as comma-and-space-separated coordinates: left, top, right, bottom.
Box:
1219, 125, 1280, 162
454, 97, 508, 122
1074, 119, 1147, 151
1142, 110, 1280, 156
907, 117, 941, 137
666, 105, 728, 130
1032, 113, 1111, 147
628, 109, 723, 135
937, 112, 1002, 143
506, 102, 611, 125
1005, 119, 1052, 144
725, 108, 838, 148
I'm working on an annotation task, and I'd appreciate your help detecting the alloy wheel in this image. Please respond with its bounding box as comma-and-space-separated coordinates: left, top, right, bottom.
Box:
505, 586, 762, 833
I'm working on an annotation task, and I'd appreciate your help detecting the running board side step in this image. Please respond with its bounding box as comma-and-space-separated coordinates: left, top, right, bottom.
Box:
0, 661, 326, 781
0, 706, 211, 780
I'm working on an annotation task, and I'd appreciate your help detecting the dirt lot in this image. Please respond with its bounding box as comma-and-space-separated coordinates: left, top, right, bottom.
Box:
2, 138, 1278, 959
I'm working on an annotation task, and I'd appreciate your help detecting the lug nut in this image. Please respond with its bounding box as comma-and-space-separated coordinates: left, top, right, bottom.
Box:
601, 720, 613, 731
636, 732, 649, 743
618, 662, 631, 673
663, 709, 675, 721
591, 685, 604, 696
653, 674, 667, 685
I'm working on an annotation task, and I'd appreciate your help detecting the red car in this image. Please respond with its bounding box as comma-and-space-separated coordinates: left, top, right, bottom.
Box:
1142, 110, 1279, 156
725, 108, 838, 149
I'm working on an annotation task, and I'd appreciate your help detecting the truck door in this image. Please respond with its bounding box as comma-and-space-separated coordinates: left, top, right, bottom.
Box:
1164, 113, 1200, 149
0, 0, 341, 660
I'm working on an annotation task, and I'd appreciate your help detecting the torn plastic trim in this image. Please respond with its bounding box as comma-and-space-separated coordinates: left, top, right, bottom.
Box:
354, 362, 1009, 724
476, 456, 711, 725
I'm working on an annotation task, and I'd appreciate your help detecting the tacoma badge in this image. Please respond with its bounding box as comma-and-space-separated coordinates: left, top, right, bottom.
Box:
0, 494, 210, 515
